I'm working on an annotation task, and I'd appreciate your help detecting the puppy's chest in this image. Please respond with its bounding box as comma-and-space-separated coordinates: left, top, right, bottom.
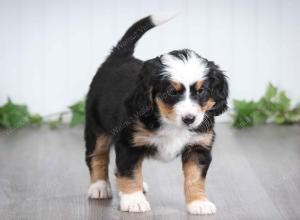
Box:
144, 125, 198, 161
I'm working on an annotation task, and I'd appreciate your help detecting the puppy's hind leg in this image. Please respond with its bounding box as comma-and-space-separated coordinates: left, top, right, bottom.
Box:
85, 128, 112, 199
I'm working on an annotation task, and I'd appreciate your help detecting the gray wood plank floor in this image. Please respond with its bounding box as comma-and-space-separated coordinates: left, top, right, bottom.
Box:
0, 124, 299, 220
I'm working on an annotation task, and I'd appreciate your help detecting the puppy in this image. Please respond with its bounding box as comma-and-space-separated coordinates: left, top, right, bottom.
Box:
85, 12, 228, 215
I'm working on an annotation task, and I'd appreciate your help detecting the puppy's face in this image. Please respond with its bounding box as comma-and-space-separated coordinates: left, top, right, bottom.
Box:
154, 50, 228, 128
127, 49, 228, 129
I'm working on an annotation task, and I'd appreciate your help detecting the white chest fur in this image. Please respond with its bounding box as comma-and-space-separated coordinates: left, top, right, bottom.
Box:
144, 124, 201, 161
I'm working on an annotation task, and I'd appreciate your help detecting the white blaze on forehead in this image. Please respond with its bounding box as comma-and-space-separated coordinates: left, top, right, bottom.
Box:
161, 51, 208, 86
159, 51, 208, 128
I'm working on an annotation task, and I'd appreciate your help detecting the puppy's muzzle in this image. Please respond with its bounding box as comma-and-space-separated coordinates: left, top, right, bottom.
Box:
182, 114, 196, 125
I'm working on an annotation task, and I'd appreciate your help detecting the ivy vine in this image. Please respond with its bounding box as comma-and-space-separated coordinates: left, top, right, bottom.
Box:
1, 83, 299, 131
231, 83, 300, 128
0, 98, 85, 130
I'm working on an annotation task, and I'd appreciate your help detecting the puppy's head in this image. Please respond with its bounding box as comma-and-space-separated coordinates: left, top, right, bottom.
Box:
127, 49, 228, 129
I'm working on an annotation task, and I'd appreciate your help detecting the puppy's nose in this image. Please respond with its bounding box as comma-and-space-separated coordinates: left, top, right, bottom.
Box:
182, 114, 196, 125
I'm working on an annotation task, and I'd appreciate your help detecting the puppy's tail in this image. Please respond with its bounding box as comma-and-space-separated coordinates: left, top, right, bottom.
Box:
111, 11, 177, 57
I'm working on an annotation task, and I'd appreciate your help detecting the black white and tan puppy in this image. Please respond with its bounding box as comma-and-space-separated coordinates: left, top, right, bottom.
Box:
85, 12, 228, 215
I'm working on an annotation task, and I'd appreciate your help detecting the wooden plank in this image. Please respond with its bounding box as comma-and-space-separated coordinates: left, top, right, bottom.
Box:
0, 124, 299, 219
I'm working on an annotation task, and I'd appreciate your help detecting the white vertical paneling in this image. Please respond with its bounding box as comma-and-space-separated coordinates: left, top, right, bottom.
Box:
256, 0, 282, 99
208, 0, 234, 75
0, 0, 300, 116
90, 0, 117, 68
43, 0, 70, 114
67, 0, 92, 106
231, 0, 258, 100
19, 0, 46, 113
280, 0, 300, 103
0, 0, 22, 101
185, 0, 210, 57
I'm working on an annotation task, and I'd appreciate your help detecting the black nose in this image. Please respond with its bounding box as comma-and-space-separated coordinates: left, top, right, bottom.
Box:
182, 114, 196, 125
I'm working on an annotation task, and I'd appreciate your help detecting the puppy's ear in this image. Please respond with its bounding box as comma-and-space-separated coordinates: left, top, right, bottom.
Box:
206, 63, 229, 116
126, 58, 160, 116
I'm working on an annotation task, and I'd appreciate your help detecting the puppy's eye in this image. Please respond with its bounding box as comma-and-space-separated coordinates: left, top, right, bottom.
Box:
195, 88, 204, 96
170, 88, 179, 96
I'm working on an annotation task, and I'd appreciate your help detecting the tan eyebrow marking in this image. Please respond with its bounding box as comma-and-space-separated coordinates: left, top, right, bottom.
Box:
170, 80, 183, 91
201, 98, 216, 112
194, 80, 204, 91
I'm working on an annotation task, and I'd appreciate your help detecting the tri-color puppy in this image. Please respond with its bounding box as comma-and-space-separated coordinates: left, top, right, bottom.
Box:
85, 12, 228, 215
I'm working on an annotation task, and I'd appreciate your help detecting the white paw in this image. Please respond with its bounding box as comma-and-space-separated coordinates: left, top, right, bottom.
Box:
119, 191, 151, 212
143, 182, 149, 193
187, 200, 216, 215
88, 180, 112, 199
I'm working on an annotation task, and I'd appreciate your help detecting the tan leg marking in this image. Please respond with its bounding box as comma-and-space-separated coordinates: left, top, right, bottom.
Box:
90, 134, 111, 183
117, 159, 143, 194
117, 159, 150, 212
183, 153, 207, 203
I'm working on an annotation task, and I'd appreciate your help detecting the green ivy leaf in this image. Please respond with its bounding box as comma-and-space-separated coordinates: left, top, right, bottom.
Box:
231, 100, 257, 128
278, 91, 291, 111
0, 98, 30, 129
29, 114, 43, 126
264, 83, 277, 101
253, 111, 268, 124
285, 111, 300, 123
47, 113, 63, 129
274, 114, 285, 124
294, 103, 300, 111
231, 83, 300, 128
48, 120, 60, 129
69, 100, 85, 127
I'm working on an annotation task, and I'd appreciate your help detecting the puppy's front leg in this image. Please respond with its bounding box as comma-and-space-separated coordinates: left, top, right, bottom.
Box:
116, 146, 150, 212
182, 148, 216, 215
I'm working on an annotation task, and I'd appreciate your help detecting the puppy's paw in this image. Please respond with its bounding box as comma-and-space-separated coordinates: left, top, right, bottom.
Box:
187, 200, 216, 215
143, 181, 149, 193
88, 180, 112, 199
119, 191, 151, 212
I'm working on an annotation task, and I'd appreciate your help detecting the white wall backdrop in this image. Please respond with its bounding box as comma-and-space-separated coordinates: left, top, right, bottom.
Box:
0, 0, 299, 119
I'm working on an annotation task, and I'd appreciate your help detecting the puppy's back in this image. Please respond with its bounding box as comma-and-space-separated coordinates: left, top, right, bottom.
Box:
86, 12, 177, 133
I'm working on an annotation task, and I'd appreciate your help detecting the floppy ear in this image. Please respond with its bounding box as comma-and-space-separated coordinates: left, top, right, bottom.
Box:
126, 58, 160, 116
206, 64, 229, 116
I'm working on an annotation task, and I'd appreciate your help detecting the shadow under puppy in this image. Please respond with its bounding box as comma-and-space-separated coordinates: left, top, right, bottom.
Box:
85, 12, 228, 215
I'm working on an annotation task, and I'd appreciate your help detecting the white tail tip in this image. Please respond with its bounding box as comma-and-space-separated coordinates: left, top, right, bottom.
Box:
151, 11, 178, 26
